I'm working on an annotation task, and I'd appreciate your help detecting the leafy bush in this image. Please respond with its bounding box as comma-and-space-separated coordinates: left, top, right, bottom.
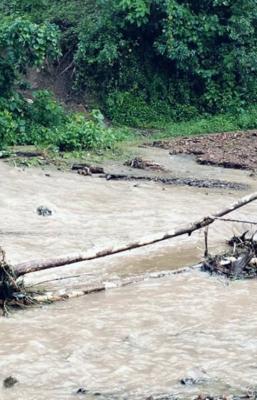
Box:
29, 90, 66, 128
106, 91, 160, 127
0, 18, 60, 95
0, 111, 17, 147
236, 106, 257, 130
105, 91, 199, 127
0, 17, 60, 148
0, 90, 67, 146
54, 112, 115, 152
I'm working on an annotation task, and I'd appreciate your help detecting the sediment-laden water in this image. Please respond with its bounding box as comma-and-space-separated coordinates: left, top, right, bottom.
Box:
1, 272, 257, 400
1, 149, 257, 399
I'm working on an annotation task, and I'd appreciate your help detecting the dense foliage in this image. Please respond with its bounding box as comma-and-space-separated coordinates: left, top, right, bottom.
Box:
0, 12, 118, 150
0, 17, 61, 146
1, 0, 257, 144
74, 0, 257, 124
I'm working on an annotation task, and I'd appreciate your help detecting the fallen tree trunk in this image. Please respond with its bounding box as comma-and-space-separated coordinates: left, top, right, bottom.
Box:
33, 264, 201, 303
14, 191, 257, 277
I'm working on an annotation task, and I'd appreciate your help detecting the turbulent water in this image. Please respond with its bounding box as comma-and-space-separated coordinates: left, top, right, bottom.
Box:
1, 149, 257, 399
2, 272, 257, 400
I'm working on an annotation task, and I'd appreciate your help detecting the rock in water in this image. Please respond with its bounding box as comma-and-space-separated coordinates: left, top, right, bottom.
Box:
76, 387, 88, 394
37, 206, 52, 216
3, 376, 18, 388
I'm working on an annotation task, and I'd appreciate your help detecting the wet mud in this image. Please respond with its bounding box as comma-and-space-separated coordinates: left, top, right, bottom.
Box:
104, 173, 248, 190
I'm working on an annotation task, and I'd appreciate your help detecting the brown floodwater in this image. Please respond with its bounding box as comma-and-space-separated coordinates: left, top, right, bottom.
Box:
1, 149, 257, 399
2, 272, 257, 400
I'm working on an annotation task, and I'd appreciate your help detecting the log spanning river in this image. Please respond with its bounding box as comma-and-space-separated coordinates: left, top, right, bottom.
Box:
1, 147, 257, 399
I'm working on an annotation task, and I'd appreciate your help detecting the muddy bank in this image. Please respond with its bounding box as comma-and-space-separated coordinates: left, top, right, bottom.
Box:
152, 131, 257, 170
104, 173, 248, 190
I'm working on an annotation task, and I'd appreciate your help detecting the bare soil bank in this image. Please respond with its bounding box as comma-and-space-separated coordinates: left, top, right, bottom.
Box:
152, 130, 257, 170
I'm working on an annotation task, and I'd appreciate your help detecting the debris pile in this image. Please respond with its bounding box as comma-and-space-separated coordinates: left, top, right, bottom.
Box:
0, 248, 33, 314
202, 232, 257, 279
72, 163, 104, 176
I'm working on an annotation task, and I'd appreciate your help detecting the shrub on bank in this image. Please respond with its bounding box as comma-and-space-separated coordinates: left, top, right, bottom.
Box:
53, 112, 115, 152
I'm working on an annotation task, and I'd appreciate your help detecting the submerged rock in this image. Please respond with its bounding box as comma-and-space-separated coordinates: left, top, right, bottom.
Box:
180, 368, 210, 386
76, 387, 88, 395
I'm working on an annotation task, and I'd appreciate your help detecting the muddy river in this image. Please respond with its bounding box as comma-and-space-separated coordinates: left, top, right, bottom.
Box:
1, 147, 257, 399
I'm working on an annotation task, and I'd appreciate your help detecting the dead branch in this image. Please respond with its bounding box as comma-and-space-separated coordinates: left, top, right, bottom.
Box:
60, 60, 75, 76
213, 217, 257, 225
204, 227, 209, 258
13, 191, 257, 277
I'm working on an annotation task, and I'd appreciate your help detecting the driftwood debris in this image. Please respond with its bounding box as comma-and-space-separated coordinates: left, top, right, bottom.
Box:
0, 248, 33, 314
124, 157, 166, 171
203, 230, 257, 279
72, 163, 104, 175
13, 191, 257, 277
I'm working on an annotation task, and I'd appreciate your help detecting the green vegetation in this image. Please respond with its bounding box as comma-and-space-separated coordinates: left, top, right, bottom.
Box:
0, 16, 60, 148
160, 105, 257, 138
1, 0, 257, 152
